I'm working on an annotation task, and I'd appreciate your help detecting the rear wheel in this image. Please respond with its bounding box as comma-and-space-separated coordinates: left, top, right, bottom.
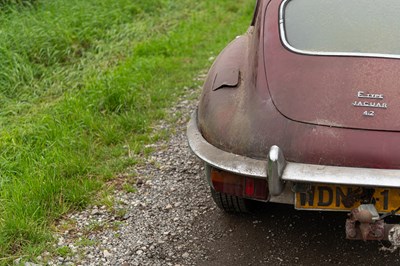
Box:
210, 188, 252, 213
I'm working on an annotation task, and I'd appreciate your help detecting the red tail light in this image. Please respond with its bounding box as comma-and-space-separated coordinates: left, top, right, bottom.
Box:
211, 168, 268, 200
211, 168, 244, 197
245, 177, 255, 197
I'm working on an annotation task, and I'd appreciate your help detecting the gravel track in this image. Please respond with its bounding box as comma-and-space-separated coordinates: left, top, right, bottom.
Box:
45, 85, 210, 266
40, 83, 400, 266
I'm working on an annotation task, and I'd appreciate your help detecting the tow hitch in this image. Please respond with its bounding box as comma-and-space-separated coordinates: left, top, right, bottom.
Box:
346, 204, 400, 246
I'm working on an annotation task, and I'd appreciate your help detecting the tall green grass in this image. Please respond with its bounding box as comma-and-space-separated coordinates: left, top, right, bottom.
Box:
0, 0, 254, 260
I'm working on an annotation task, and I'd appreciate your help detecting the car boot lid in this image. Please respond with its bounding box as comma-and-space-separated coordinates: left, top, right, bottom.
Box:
264, 0, 400, 131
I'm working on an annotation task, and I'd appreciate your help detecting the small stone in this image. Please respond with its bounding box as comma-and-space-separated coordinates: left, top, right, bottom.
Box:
57, 237, 65, 246
103, 250, 112, 258
24, 262, 41, 266
136, 250, 144, 256
182, 252, 190, 259
165, 204, 173, 210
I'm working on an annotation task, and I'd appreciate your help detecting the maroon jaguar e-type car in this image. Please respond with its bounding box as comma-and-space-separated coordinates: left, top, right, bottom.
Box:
187, 0, 400, 243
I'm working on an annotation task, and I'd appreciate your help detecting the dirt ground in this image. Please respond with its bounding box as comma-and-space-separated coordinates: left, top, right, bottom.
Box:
192, 198, 400, 265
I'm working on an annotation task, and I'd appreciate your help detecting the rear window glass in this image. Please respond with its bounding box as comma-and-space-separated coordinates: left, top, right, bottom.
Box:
280, 0, 400, 58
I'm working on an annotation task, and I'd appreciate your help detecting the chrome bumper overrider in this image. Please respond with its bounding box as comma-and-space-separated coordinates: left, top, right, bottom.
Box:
187, 110, 400, 203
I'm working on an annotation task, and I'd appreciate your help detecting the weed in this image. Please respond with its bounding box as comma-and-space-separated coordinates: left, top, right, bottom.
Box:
75, 237, 96, 247
56, 246, 73, 257
122, 184, 137, 194
114, 209, 127, 219
84, 222, 104, 235
111, 221, 124, 231
54, 218, 77, 234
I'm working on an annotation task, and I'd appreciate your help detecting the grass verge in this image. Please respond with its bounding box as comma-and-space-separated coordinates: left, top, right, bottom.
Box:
0, 0, 254, 261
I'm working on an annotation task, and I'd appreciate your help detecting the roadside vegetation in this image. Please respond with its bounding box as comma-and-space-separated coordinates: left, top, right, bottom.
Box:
0, 0, 254, 261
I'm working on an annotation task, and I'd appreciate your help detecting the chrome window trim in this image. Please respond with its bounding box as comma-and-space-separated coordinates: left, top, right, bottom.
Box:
279, 0, 400, 60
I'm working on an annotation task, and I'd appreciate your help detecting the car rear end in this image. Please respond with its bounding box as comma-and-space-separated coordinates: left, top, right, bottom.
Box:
188, 0, 400, 244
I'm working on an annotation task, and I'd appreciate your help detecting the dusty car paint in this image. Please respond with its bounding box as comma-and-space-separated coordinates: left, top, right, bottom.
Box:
198, 0, 400, 169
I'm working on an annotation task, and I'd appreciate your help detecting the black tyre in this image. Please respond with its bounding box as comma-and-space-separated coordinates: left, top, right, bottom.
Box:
210, 188, 252, 213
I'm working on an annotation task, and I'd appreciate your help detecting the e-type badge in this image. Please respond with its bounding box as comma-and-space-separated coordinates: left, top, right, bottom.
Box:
352, 91, 388, 117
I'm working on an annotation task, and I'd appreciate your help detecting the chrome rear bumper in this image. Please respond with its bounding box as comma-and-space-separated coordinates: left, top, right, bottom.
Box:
187, 111, 267, 178
187, 110, 400, 200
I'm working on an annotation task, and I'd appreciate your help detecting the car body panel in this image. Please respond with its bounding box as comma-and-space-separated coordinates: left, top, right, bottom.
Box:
266, 0, 400, 131
197, 0, 400, 169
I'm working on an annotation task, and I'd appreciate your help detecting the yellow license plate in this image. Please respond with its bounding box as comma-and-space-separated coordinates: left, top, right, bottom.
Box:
295, 184, 400, 213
